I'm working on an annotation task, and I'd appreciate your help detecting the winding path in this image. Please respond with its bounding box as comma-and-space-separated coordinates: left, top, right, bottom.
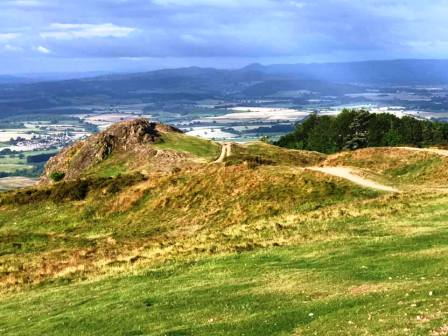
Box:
307, 167, 399, 193
306, 146, 448, 192
213, 143, 232, 163
210, 144, 439, 191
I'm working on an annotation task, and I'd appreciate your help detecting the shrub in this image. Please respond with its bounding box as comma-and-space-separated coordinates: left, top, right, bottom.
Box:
49, 171, 66, 182
51, 180, 89, 201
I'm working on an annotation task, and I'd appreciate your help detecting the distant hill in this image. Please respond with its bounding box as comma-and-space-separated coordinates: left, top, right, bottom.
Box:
244, 59, 448, 85
0, 72, 113, 84
0, 75, 31, 84
1, 59, 448, 117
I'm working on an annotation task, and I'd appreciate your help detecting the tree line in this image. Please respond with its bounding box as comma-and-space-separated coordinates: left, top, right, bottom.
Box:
275, 109, 448, 154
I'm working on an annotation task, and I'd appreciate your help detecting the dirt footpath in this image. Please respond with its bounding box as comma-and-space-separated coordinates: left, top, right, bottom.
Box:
213, 143, 232, 163
308, 167, 399, 192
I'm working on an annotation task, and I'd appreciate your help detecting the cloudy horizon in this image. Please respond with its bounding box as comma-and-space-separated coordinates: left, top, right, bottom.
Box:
1, 0, 448, 74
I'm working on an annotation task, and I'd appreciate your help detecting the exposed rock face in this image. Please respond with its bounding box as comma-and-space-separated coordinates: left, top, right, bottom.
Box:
43, 118, 182, 182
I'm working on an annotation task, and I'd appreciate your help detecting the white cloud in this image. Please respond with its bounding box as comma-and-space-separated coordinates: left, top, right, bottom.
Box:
36, 45, 51, 54
0, 33, 21, 42
3, 44, 23, 52
40, 23, 136, 40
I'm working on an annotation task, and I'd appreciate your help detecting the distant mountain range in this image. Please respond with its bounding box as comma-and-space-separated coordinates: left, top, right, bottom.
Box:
0, 72, 113, 84
1, 59, 448, 117
3, 59, 448, 85
243, 59, 448, 85
0, 75, 31, 85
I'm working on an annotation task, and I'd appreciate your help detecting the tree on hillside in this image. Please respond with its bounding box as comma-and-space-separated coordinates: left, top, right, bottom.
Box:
383, 127, 403, 146
307, 116, 338, 153
275, 109, 448, 153
343, 110, 370, 150
399, 116, 422, 145
367, 113, 393, 146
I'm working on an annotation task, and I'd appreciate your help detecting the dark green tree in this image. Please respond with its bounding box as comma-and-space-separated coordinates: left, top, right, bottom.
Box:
275, 109, 448, 153
343, 110, 370, 150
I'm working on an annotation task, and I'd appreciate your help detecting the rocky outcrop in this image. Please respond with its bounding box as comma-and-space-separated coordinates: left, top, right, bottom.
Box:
43, 118, 182, 182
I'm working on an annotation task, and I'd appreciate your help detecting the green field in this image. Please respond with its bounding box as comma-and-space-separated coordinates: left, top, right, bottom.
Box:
0, 163, 33, 173
0, 149, 59, 176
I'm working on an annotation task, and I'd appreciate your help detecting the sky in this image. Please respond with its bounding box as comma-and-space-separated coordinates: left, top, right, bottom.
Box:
1, 0, 448, 74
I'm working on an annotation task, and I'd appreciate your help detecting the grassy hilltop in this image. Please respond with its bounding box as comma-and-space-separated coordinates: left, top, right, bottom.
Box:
1, 118, 448, 335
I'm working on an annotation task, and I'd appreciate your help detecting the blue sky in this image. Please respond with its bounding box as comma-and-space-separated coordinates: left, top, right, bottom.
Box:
0, 0, 447, 74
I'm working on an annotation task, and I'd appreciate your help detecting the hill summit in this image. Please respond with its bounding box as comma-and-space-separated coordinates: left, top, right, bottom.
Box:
43, 118, 184, 181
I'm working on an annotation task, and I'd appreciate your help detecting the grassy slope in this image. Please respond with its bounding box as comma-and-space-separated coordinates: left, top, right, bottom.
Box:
1, 191, 448, 335
153, 132, 221, 162
1, 145, 448, 335
80, 133, 221, 178
226, 141, 325, 166
0, 165, 378, 288
86, 153, 129, 178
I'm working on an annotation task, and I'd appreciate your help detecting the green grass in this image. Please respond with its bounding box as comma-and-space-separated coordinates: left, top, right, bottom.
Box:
0, 149, 59, 175
2, 144, 448, 335
224, 142, 325, 168
0, 156, 25, 164
385, 156, 447, 185
244, 142, 325, 166
0, 166, 379, 259
154, 133, 221, 161
1, 183, 446, 336
1, 215, 448, 335
89, 157, 128, 178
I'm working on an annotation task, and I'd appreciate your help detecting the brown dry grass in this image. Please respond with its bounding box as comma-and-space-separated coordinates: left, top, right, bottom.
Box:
3, 145, 448, 295
0, 163, 382, 292
322, 147, 434, 171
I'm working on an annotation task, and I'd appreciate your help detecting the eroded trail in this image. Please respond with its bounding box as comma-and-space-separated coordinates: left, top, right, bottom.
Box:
213, 143, 232, 163
308, 167, 399, 193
